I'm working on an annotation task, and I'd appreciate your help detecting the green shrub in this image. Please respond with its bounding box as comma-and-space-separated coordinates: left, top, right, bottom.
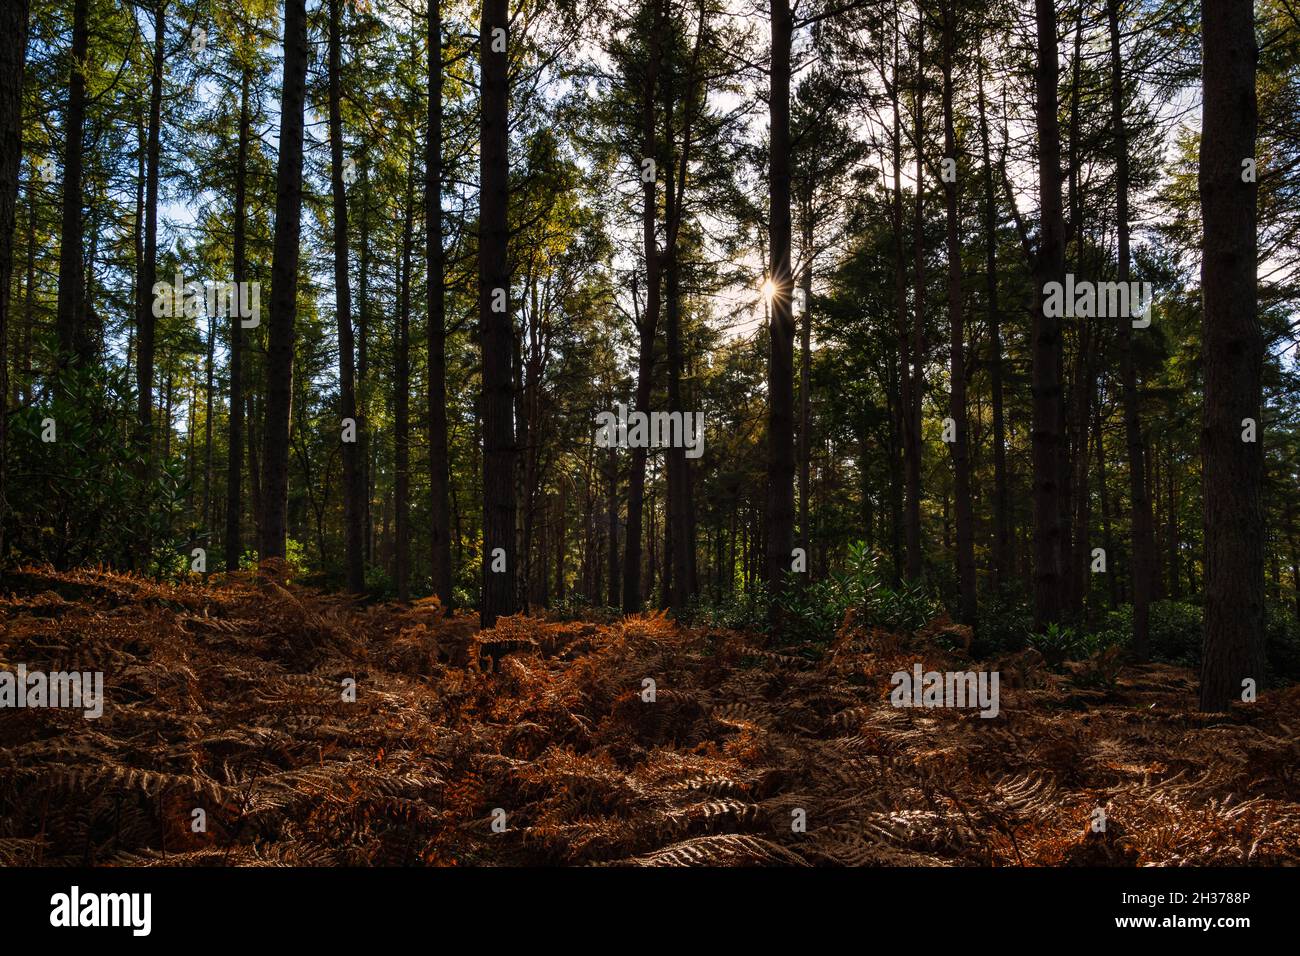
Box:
1265, 606, 1300, 683
237, 539, 310, 581
769, 542, 940, 648
688, 583, 771, 633
1092, 600, 1299, 685
1095, 600, 1200, 665
4, 365, 192, 571
974, 592, 1032, 657
1027, 622, 1122, 667
549, 591, 620, 623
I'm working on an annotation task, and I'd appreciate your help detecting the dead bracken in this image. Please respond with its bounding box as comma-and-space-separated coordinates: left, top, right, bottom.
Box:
1, 565, 1297, 867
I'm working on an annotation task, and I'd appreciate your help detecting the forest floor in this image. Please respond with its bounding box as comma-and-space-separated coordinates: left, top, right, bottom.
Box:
1, 564, 1298, 866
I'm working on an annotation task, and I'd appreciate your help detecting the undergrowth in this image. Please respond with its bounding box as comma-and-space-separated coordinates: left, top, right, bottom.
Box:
1, 564, 1297, 867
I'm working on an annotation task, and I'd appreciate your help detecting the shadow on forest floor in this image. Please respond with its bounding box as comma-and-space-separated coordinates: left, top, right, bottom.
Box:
2, 564, 1297, 866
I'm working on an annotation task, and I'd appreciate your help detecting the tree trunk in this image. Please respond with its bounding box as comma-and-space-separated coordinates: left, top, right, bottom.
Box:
798, 215, 812, 578
1031, 0, 1067, 629
606, 446, 620, 607
55, 0, 90, 374
1108, 0, 1154, 656
328, 0, 365, 593
358, 173, 373, 564
1198, 0, 1263, 711
889, 24, 907, 587
1095, 398, 1119, 608
395, 153, 415, 602
225, 66, 251, 572
1286, 500, 1299, 620
479, 0, 516, 627
904, 13, 925, 582
976, 43, 1011, 590
426, 0, 453, 606
942, 4, 976, 623
259, 0, 309, 560
1167, 454, 1180, 600
622, 0, 664, 614
203, 308, 215, 534
135, 2, 164, 462
664, 130, 691, 616
766, 0, 796, 617
0, 0, 30, 560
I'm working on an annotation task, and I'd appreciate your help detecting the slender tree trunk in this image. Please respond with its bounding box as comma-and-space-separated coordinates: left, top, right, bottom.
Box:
555, 478, 566, 601
358, 174, 373, 564
479, 0, 516, 627
889, 25, 907, 588
977, 45, 1011, 589
55, 0, 90, 374
1198, 0, 1262, 711
664, 138, 690, 615
1095, 398, 1118, 608
203, 310, 215, 533
328, 0, 365, 593
135, 2, 164, 459
606, 446, 620, 607
942, 4, 976, 623
259, 0, 309, 560
247, 389, 261, 541
225, 67, 251, 572
163, 371, 173, 460
1109, 0, 1154, 658
1068, 318, 1095, 611
904, 14, 925, 582
1286, 500, 1299, 620
21, 174, 35, 407
1059, 13, 1086, 612
426, 0, 453, 606
0, 0, 30, 559
1167, 454, 1180, 600
622, 1, 664, 614
798, 214, 812, 577
1031, 0, 1067, 629
395, 152, 415, 602
766, 0, 796, 617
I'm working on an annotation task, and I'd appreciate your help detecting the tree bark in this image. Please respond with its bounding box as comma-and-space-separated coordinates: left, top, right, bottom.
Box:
664, 111, 691, 616
976, 42, 1011, 590
1107, 0, 1150, 642
426, 0, 453, 606
259, 0, 309, 560
766, 0, 796, 617
329, 0, 365, 593
225, 66, 251, 572
799, 215, 812, 578
135, 2, 164, 466
395, 154, 414, 603
606, 446, 620, 606
622, 0, 664, 614
358, 173, 373, 563
55, 0, 91, 374
1198, 0, 1263, 711
0, 0, 30, 559
479, 0, 516, 627
941, 4, 976, 623
1031, 0, 1067, 629
904, 12, 925, 582
889, 22, 907, 587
